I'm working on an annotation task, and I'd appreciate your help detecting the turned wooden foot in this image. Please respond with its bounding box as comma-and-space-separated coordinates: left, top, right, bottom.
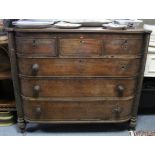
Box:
129, 117, 137, 130
17, 118, 26, 133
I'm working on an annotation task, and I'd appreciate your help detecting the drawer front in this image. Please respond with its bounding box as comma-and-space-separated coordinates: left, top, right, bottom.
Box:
16, 37, 57, 56
18, 57, 140, 77
104, 37, 143, 55
59, 39, 102, 56
20, 78, 137, 97
23, 97, 134, 121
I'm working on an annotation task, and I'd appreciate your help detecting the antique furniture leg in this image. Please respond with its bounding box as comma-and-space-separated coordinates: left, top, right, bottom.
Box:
130, 32, 150, 130
17, 118, 26, 132
8, 32, 26, 132
129, 117, 137, 130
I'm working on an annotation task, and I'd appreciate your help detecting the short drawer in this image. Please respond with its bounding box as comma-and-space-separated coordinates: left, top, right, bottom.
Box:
20, 77, 137, 98
16, 37, 57, 56
104, 37, 143, 55
18, 57, 141, 77
59, 39, 103, 56
23, 97, 134, 122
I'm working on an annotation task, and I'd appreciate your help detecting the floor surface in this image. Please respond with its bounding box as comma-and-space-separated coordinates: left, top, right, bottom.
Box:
0, 114, 155, 136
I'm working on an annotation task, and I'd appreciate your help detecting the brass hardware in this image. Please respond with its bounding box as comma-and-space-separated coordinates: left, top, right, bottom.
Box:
80, 40, 85, 44
32, 40, 37, 47
112, 106, 122, 115
33, 85, 40, 97
32, 64, 39, 75
121, 64, 128, 71
117, 85, 124, 97
121, 40, 128, 49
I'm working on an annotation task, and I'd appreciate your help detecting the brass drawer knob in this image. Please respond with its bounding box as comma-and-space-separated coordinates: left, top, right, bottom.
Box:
32, 64, 39, 76
117, 85, 124, 97
33, 85, 40, 97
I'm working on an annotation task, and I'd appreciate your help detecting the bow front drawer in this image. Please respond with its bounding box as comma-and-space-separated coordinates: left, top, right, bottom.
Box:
17, 57, 140, 77
16, 37, 57, 56
20, 78, 137, 98
23, 97, 134, 122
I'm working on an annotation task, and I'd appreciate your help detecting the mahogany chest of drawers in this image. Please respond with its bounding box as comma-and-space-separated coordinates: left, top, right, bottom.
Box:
7, 27, 150, 131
